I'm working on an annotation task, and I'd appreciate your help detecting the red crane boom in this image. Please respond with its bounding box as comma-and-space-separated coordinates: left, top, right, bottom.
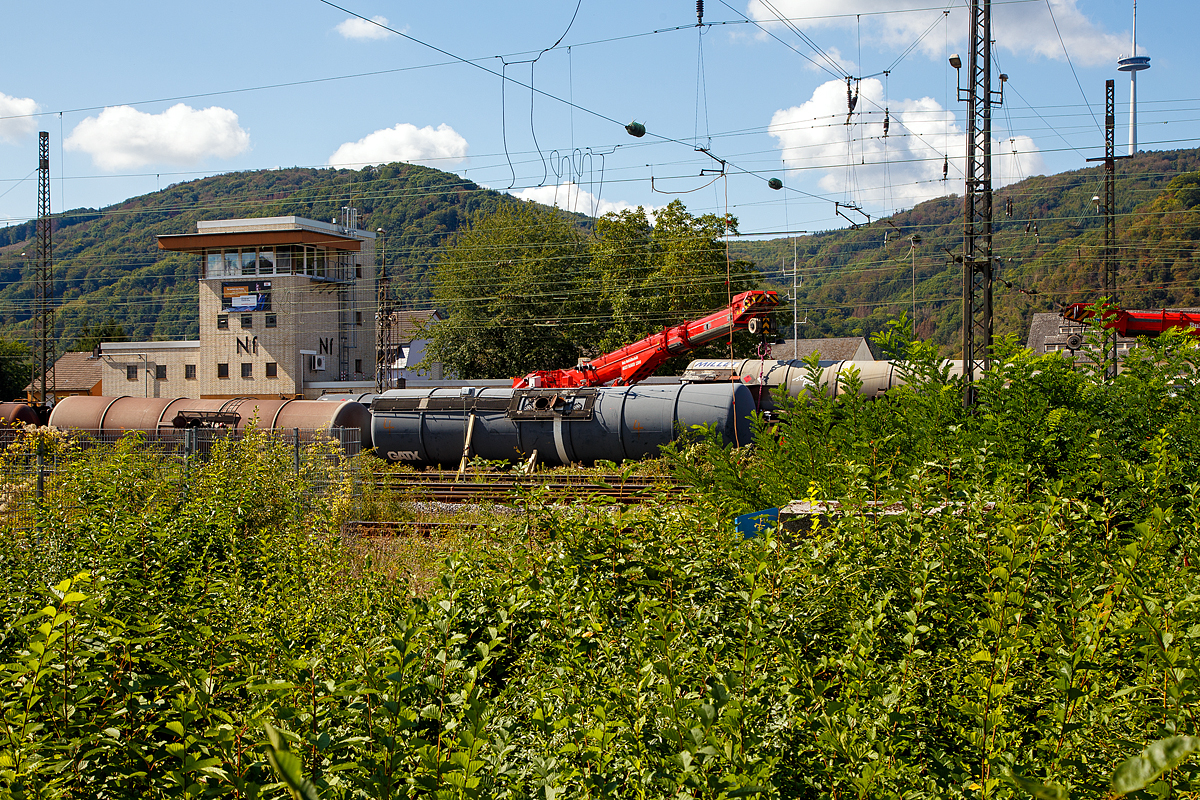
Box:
1062, 303, 1200, 338
513, 289, 781, 389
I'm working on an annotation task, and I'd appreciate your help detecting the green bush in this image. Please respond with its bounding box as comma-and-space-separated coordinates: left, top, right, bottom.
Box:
2, 322, 1200, 798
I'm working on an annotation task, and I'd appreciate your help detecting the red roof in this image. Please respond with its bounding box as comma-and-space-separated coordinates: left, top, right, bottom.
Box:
24, 351, 103, 393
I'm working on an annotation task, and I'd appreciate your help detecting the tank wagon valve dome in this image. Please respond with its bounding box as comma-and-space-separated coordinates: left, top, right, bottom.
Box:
371, 383, 755, 467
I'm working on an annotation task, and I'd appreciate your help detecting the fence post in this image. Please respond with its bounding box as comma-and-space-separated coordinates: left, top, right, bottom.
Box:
35, 438, 45, 501
293, 428, 304, 522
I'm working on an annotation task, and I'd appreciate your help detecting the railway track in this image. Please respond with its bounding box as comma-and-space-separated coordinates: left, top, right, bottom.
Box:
349, 475, 679, 539
369, 474, 675, 504
345, 520, 483, 538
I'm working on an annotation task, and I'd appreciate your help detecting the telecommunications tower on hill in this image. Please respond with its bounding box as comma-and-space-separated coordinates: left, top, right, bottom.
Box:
1117, 1, 1150, 156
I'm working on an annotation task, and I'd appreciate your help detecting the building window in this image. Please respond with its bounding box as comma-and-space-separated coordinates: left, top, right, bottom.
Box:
265, 314, 277, 328
241, 363, 253, 379
217, 315, 229, 330
276, 246, 294, 274
217, 363, 229, 379
155, 364, 166, 380
355, 311, 363, 326
126, 364, 138, 381
185, 364, 196, 379
241, 314, 253, 329
205, 251, 222, 279
256, 247, 275, 275
266, 362, 278, 378
354, 359, 362, 374
356, 266, 363, 279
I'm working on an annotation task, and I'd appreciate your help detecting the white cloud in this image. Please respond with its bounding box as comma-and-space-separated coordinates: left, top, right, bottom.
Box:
769, 78, 1045, 213
0, 92, 39, 143
328, 123, 468, 168
65, 104, 249, 170
801, 46, 856, 76
746, 0, 1123, 67
335, 15, 396, 40
510, 181, 647, 218
994, 0, 1125, 66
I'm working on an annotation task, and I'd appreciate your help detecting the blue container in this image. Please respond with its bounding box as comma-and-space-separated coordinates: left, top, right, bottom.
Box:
735, 507, 779, 539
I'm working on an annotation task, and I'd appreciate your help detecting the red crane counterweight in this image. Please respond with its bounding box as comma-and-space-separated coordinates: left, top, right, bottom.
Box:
514, 289, 781, 389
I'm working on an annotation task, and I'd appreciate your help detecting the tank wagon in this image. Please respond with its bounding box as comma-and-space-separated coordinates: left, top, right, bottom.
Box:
371, 383, 755, 467
0, 403, 41, 427
48, 396, 372, 450
683, 359, 966, 409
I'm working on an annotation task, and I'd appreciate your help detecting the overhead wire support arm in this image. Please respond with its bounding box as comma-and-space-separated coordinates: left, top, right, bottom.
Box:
835, 201, 871, 229
696, 147, 727, 176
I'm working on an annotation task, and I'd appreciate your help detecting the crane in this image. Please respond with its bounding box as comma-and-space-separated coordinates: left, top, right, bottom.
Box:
513, 289, 781, 389
1061, 303, 1200, 338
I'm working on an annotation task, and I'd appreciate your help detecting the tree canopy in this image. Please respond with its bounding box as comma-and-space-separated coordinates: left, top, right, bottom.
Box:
425, 201, 596, 379
71, 319, 127, 353
0, 339, 31, 402
424, 200, 763, 379
594, 201, 758, 352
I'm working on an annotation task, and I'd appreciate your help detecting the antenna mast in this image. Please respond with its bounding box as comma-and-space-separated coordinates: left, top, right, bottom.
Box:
33, 131, 53, 406
1117, 1, 1150, 156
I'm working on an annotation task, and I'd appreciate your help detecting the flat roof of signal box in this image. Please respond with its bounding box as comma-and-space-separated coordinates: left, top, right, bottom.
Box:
157, 216, 376, 253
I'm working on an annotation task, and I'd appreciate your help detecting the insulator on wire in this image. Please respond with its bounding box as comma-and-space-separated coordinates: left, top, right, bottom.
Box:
696, 0, 704, 25
767, 177, 783, 190
942, 156, 948, 180
883, 109, 890, 136
1005, 198, 1013, 217
625, 120, 646, 138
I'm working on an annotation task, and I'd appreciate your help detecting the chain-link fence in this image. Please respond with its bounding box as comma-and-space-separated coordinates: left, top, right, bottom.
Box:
0, 426, 361, 532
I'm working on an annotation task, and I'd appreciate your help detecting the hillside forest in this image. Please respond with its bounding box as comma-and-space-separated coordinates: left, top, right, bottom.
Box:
0, 149, 1199, 365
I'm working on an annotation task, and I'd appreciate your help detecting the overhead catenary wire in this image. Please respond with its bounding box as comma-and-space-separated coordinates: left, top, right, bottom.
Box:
1042, 0, 1101, 133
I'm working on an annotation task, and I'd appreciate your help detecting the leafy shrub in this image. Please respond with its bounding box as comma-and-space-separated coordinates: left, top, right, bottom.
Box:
2, 324, 1200, 797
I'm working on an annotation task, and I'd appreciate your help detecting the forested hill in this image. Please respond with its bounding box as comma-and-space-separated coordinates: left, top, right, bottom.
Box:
0, 163, 518, 346
4, 147, 1200, 353
730, 147, 1200, 350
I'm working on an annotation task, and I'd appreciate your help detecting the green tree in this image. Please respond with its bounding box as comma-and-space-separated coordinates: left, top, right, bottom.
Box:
71, 318, 127, 352
0, 338, 31, 401
594, 200, 760, 357
424, 201, 598, 379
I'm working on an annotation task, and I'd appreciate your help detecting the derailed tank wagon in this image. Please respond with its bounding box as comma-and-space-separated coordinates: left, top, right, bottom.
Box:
370, 383, 755, 468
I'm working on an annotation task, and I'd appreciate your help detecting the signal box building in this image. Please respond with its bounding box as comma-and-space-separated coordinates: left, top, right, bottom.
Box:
99, 213, 376, 400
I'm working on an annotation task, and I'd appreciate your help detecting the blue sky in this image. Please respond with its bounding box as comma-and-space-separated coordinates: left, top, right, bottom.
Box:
0, 0, 1193, 239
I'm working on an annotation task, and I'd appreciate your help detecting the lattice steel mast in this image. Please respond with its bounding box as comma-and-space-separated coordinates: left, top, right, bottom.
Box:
1086, 80, 1128, 378
33, 132, 53, 405
375, 229, 396, 393
956, 0, 1004, 407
